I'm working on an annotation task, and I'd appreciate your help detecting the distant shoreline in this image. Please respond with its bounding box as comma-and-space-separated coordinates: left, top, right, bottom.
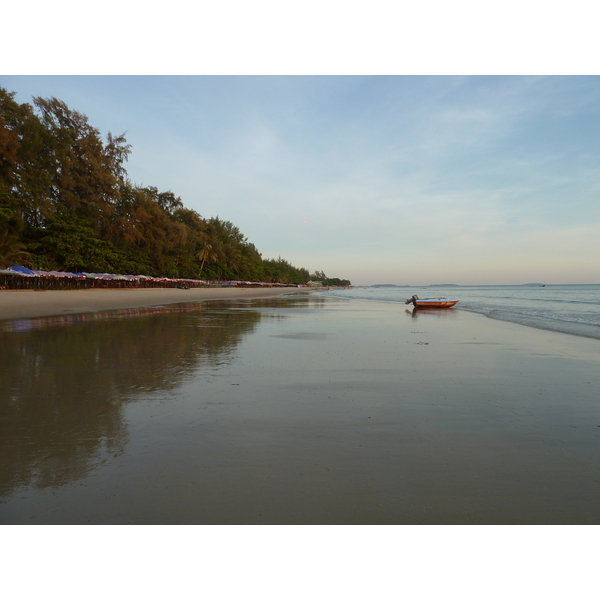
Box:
367, 283, 599, 287
0, 287, 308, 322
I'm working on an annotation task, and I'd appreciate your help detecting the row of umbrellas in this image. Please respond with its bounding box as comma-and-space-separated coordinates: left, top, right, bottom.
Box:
2, 265, 208, 283
1, 266, 289, 286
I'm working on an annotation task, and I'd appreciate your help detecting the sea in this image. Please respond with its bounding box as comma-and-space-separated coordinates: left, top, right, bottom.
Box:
319, 284, 600, 341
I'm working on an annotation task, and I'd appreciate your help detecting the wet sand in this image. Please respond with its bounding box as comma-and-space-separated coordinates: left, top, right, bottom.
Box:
1, 296, 600, 524
0, 286, 300, 321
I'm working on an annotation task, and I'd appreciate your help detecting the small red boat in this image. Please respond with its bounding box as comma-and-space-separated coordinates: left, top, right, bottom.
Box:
405, 295, 459, 309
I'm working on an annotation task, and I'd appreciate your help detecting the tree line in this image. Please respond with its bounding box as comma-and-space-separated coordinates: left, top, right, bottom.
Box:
309, 270, 352, 287
0, 87, 340, 285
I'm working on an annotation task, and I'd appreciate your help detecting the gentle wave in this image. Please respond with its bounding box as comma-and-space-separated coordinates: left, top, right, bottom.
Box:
320, 284, 600, 340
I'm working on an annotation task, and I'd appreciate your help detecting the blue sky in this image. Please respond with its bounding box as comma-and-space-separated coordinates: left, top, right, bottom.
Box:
2, 75, 599, 285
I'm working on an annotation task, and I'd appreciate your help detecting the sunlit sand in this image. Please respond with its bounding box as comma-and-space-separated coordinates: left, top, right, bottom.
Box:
0, 287, 305, 321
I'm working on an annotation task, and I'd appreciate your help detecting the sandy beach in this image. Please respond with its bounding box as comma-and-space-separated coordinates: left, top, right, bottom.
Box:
2, 295, 600, 524
0, 286, 303, 321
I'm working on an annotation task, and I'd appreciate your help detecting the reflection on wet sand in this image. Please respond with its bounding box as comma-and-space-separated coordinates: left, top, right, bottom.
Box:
0, 301, 266, 496
3, 294, 599, 524
406, 307, 460, 319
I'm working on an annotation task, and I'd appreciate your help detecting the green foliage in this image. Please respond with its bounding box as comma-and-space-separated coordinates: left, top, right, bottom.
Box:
0, 89, 54, 226
309, 270, 351, 287
0, 230, 30, 268
0, 192, 23, 233
0, 86, 313, 283
199, 217, 266, 281
33, 96, 130, 229
0, 191, 30, 267
32, 213, 120, 272
264, 257, 309, 285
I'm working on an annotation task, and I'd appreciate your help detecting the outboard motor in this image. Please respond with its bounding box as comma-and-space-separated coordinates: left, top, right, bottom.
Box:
404, 294, 419, 306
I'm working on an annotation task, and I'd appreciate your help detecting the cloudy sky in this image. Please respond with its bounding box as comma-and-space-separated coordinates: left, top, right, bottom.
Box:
2, 74, 599, 285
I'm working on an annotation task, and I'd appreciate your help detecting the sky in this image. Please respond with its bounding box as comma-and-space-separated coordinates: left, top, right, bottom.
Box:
2, 75, 599, 286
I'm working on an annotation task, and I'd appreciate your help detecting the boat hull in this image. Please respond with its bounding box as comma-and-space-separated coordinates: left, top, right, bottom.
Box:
414, 299, 459, 309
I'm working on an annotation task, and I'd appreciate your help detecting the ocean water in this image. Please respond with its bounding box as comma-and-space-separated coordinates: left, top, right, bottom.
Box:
319, 284, 600, 340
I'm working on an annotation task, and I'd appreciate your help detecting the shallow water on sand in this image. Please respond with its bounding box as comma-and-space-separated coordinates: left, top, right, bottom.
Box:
2, 296, 600, 524
325, 284, 600, 340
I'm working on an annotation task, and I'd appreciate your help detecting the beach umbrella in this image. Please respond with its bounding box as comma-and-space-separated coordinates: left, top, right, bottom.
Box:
8, 266, 36, 276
